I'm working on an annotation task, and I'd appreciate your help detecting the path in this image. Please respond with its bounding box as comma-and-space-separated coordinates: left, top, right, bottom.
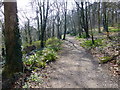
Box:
42, 35, 119, 88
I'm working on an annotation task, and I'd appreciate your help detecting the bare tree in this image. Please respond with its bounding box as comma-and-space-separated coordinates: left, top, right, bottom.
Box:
63, 1, 67, 40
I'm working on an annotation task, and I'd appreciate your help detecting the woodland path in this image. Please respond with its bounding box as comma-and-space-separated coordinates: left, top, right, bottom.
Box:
41, 35, 119, 88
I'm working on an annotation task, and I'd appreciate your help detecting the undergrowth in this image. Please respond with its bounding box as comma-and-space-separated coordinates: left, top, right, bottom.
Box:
80, 39, 104, 49
22, 38, 62, 70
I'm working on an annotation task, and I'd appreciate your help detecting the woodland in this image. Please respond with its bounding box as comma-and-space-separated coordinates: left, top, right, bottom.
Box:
0, 0, 120, 89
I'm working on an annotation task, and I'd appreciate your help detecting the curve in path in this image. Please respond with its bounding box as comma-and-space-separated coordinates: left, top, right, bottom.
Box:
45, 36, 118, 88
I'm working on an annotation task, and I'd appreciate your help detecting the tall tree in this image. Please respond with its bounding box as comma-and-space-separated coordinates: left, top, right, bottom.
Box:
81, 2, 90, 38
97, 2, 101, 33
36, 9, 40, 40
63, 1, 67, 40
27, 19, 32, 44
3, 1, 23, 78
75, 1, 82, 37
40, 0, 49, 48
102, 2, 110, 38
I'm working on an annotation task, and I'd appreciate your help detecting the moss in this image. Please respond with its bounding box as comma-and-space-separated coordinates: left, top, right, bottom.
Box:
99, 56, 112, 64
2, 63, 23, 79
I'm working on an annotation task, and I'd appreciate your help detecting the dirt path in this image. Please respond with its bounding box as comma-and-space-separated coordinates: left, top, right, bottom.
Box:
41, 35, 118, 88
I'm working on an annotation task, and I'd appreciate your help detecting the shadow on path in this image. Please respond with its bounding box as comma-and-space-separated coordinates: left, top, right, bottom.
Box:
44, 35, 118, 88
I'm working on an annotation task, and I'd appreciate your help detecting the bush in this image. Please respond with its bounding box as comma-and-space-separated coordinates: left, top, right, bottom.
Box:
70, 33, 76, 36
22, 40, 41, 55
42, 48, 57, 62
36, 48, 57, 62
45, 37, 62, 51
32, 41, 41, 49
109, 29, 120, 32
23, 53, 46, 69
23, 48, 58, 69
76, 33, 87, 39
23, 37, 61, 70
80, 39, 103, 49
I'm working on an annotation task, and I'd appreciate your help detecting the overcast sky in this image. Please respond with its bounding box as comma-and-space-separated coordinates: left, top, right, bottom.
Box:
17, 0, 76, 27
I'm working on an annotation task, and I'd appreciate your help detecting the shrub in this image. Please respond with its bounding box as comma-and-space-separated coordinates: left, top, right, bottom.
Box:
36, 48, 58, 62
23, 53, 46, 69
45, 37, 62, 51
23, 38, 61, 70
22, 41, 40, 54
80, 39, 103, 49
109, 29, 120, 32
70, 33, 76, 36
23, 48, 58, 69
42, 48, 57, 62
32, 41, 41, 49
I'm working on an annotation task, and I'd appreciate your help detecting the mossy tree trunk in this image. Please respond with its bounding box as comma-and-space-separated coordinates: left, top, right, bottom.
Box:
3, 1, 23, 78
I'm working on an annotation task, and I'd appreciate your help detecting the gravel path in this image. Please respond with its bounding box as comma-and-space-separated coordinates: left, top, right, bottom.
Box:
42, 36, 119, 88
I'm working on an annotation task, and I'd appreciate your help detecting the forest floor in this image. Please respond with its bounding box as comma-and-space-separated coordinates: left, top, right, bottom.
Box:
20, 35, 119, 88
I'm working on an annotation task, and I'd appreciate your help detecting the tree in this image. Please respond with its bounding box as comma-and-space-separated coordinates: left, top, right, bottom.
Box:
102, 2, 110, 38
63, 1, 67, 40
40, 0, 49, 48
75, 1, 82, 37
2, 1, 23, 78
27, 19, 32, 44
81, 2, 90, 38
97, 2, 101, 33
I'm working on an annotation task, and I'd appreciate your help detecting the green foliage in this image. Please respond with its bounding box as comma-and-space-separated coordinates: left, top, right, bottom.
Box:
42, 48, 57, 62
69, 33, 76, 36
22, 72, 43, 88
108, 27, 120, 32
79, 33, 87, 38
23, 48, 58, 69
45, 37, 62, 51
28, 73, 43, 83
22, 40, 40, 49
23, 53, 46, 69
109, 28, 120, 32
32, 41, 41, 49
22, 82, 30, 88
76, 33, 88, 39
80, 39, 103, 49
99, 56, 112, 63
22, 37, 62, 70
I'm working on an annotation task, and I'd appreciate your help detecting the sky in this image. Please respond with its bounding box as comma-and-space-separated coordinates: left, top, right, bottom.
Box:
1, 0, 119, 27
17, 0, 75, 27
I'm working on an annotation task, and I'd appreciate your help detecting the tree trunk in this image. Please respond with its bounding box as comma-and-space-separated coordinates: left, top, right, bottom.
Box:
27, 19, 32, 44
85, 2, 89, 38
102, 2, 110, 38
3, 1, 23, 78
63, 2, 67, 40
24, 24, 28, 43
98, 2, 101, 33
40, 0, 49, 48
36, 10, 40, 40
52, 18, 55, 37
